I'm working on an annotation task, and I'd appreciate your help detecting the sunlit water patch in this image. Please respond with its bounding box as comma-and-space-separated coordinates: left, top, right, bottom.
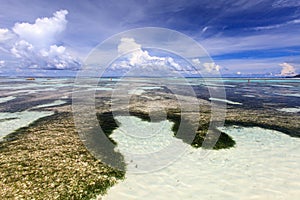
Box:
270, 84, 294, 88
274, 93, 300, 98
111, 116, 175, 156
88, 87, 114, 91
277, 107, 300, 113
139, 86, 162, 90
0, 111, 53, 140
242, 94, 256, 98
32, 100, 67, 109
209, 97, 242, 105
128, 89, 145, 95
102, 119, 300, 200
0, 96, 16, 104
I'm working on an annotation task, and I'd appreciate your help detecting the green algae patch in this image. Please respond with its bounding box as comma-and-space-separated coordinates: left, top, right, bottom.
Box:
97, 112, 120, 145
191, 129, 236, 150
0, 112, 124, 200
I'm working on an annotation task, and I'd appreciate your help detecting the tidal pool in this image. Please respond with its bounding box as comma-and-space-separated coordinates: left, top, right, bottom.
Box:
102, 117, 300, 200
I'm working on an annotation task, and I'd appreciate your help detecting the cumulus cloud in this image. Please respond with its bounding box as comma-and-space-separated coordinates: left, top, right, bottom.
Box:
118, 38, 142, 55
11, 40, 34, 58
203, 62, 220, 72
192, 58, 201, 65
0, 60, 5, 67
0, 10, 80, 71
0, 28, 15, 42
12, 10, 68, 48
111, 38, 221, 76
279, 62, 297, 76
113, 37, 189, 76
193, 58, 221, 74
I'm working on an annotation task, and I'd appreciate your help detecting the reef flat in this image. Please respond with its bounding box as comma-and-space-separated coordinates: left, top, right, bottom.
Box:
0, 112, 124, 200
0, 78, 299, 199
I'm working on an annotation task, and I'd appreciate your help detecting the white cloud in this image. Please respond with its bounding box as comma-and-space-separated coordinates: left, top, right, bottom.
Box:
40, 45, 80, 70
11, 40, 34, 58
118, 37, 142, 55
112, 38, 222, 76
193, 58, 221, 74
203, 62, 220, 72
251, 19, 300, 31
272, 0, 300, 8
279, 62, 297, 76
113, 37, 188, 76
201, 32, 300, 56
0, 60, 5, 67
192, 58, 201, 65
12, 10, 68, 48
0, 10, 80, 71
0, 28, 14, 42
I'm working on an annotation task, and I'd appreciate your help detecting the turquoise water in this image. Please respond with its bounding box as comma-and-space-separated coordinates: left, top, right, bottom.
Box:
102, 117, 300, 200
0, 77, 299, 139
0, 77, 299, 199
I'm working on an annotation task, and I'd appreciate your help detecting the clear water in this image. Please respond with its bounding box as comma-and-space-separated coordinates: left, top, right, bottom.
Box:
0, 77, 299, 199
103, 119, 300, 200
1, 77, 299, 137
0, 110, 53, 140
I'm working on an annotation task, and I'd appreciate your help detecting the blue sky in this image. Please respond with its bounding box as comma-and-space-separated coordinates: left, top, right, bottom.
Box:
0, 0, 299, 77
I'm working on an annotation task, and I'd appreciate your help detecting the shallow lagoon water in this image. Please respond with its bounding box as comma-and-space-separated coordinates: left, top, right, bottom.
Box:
209, 97, 242, 105
276, 107, 300, 113
0, 97, 66, 139
0, 110, 53, 140
0, 77, 299, 199
103, 117, 300, 200
33, 100, 66, 109
0, 96, 16, 104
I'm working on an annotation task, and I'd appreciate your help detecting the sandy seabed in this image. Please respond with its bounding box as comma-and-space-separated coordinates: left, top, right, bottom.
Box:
102, 117, 300, 200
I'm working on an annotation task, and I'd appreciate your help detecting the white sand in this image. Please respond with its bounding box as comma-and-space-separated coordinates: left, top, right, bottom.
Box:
102, 117, 300, 200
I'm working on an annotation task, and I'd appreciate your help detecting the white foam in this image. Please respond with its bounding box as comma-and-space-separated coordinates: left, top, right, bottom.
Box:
102, 120, 300, 200
0, 111, 53, 140
0, 96, 16, 104
209, 97, 242, 105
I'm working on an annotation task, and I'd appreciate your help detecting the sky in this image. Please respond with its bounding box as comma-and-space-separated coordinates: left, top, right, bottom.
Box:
0, 0, 299, 77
